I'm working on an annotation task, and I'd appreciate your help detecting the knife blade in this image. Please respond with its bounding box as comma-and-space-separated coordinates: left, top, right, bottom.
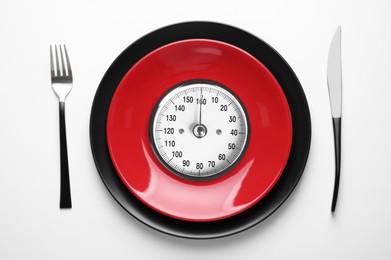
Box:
327, 26, 342, 212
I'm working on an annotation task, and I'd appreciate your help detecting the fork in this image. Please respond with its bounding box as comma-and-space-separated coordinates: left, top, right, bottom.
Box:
50, 45, 72, 209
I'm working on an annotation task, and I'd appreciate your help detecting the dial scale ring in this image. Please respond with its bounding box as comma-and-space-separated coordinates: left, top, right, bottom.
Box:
150, 80, 250, 179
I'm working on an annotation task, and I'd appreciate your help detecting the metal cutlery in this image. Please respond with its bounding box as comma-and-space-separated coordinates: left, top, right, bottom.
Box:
50, 45, 73, 209
327, 27, 342, 212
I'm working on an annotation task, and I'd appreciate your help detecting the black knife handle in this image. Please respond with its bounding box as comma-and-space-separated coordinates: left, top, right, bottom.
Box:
59, 102, 72, 209
331, 117, 341, 212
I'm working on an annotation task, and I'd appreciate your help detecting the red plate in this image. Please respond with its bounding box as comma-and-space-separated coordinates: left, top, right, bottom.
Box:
107, 39, 292, 222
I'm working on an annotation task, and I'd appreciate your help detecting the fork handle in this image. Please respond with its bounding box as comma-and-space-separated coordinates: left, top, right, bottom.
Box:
331, 117, 341, 212
59, 101, 72, 209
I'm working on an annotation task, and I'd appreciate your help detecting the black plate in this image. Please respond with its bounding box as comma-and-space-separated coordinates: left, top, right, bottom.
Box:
90, 21, 311, 239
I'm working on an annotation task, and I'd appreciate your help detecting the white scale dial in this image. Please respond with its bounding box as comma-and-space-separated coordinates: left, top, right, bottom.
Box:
151, 81, 249, 179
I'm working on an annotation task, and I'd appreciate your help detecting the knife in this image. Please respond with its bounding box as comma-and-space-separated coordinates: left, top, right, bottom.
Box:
327, 26, 342, 212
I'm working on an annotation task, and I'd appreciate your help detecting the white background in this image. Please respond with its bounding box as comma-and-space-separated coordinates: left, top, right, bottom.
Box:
1, 0, 391, 259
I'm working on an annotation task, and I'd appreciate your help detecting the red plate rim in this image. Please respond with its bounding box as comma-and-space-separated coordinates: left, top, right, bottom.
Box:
107, 39, 292, 222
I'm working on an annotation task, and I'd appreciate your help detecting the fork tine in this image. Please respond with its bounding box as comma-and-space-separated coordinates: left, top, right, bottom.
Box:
54, 45, 61, 76
63, 45, 72, 78
50, 45, 55, 78
59, 45, 67, 77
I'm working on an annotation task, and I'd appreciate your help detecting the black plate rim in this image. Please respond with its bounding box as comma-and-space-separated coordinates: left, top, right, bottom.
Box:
90, 21, 311, 239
